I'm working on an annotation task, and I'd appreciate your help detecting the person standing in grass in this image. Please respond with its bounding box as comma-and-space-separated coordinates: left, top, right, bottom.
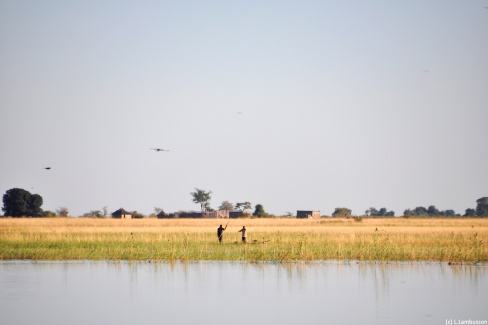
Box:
238, 226, 247, 243
217, 224, 227, 243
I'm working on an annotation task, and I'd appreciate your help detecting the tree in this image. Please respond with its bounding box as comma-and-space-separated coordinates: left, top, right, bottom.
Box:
83, 210, 103, 218
2, 188, 44, 217
412, 206, 428, 216
42, 210, 56, 217
403, 209, 413, 216
253, 204, 266, 217
191, 188, 212, 217
367, 207, 394, 217
235, 202, 251, 212
204, 202, 214, 212
475, 197, 488, 217
464, 208, 476, 217
404, 205, 461, 217
132, 211, 144, 218
427, 205, 440, 216
332, 207, 351, 218
218, 201, 234, 211
367, 207, 379, 216
444, 210, 456, 217
28, 194, 43, 216
57, 207, 69, 217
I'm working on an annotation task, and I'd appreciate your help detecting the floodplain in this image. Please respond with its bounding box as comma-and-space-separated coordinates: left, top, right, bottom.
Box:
0, 217, 486, 262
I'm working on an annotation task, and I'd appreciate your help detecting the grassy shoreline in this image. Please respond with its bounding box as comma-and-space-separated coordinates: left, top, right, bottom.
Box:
0, 218, 486, 262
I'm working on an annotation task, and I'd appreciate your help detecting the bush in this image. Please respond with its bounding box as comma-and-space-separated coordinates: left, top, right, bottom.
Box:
42, 211, 57, 217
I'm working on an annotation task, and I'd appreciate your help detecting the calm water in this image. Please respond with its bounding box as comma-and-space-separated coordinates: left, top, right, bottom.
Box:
0, 260, 487, 325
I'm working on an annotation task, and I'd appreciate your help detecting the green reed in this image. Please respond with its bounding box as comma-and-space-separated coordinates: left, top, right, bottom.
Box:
0, 230, 486, 262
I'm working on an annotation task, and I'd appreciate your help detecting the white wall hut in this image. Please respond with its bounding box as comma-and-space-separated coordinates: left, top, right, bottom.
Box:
296, 210, 321, 219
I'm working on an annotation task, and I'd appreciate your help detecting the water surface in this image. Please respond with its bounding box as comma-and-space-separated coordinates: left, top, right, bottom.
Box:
0, 261, 487, 325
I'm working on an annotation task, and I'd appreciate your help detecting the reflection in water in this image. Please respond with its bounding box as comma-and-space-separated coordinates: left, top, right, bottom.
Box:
0, 261, 486, 325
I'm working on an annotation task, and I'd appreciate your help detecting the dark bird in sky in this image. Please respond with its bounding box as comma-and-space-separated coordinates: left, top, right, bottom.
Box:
44, 167, 51, 170
151, 148, 170, 152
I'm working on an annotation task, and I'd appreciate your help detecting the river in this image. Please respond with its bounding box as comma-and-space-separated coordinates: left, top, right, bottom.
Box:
0, 260, 487, 325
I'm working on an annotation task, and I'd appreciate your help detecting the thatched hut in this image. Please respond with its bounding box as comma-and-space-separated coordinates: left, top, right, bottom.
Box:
112, 208, 132, 219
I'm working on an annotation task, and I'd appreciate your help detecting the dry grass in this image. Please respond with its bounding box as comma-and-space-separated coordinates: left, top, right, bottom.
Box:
0, 217, 486, 262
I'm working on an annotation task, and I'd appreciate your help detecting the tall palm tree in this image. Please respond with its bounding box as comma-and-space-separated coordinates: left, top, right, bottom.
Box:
190, 188, 212, 217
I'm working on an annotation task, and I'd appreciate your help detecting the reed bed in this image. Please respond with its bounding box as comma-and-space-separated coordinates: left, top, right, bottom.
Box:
0, 218, 486, 262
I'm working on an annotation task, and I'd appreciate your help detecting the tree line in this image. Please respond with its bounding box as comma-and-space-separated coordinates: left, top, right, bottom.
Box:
2, 187, 488, 218
403, 198, 488, 217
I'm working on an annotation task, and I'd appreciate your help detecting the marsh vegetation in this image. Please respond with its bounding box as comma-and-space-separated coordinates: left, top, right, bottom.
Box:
0, 218, 486, 262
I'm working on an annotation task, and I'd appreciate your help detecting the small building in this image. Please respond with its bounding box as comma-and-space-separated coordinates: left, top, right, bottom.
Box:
229, 211, 250, 218
296, 210, 320, 219
112, 208, 132, 219
212, 210, 229, 218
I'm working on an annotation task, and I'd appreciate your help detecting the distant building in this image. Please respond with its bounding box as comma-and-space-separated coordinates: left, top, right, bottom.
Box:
296, 210, 320, 219
213, 210, 229, 218
112, 208, 132, 219
162, 210, 229, 219
229, 211, 250, 218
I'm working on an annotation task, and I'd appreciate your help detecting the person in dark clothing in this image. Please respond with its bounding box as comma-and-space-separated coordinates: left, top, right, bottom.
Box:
217, 224, 227, 243
238, 226, 247, 243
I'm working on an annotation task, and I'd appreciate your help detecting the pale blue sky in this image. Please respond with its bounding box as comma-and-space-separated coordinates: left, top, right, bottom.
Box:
1, 0, 487, 216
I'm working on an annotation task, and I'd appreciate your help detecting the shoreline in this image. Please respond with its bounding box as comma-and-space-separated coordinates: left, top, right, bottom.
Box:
1, 259, 487, 266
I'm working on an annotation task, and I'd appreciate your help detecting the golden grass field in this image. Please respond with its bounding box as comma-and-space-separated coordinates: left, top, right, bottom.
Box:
0, 217, 486, 262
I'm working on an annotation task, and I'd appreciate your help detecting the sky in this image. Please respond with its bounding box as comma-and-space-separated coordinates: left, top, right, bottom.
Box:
1, 0, 487, 217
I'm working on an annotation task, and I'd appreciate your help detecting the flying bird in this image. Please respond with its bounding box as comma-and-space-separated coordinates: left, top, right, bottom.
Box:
151, 148, 170, 152
44, 167, 51, 170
